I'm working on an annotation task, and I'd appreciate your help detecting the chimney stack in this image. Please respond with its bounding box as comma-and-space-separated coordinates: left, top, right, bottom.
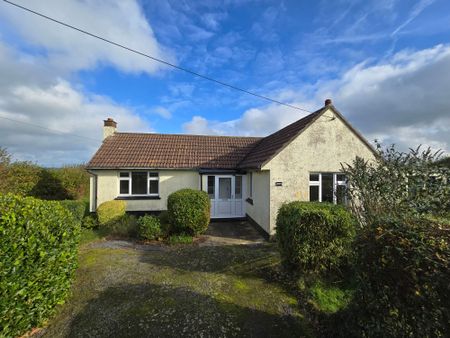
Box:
325, 98, 332, 106
103, 118, 117, 140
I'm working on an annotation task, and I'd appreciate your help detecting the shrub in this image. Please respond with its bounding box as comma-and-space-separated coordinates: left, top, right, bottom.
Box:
59, 199, 89, 225
109, 214, 138, 237
138, 215, 162, 240
345, 217, 450, 337
167, 189, 210, 236
82, 215, 98, 229
96, 200, 126, 227
343, 142, 450, 226
276, 201, 356, 274
0, 194, 80, 337
167, 234, 194, 245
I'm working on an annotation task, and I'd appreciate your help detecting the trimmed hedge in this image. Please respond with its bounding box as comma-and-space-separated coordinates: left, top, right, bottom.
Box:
276, 202, 355, 273
59, 199, 88, 225
346, 217, 450, 337
0, 194, 80, 337
138, 215, 162, 240
96, 200, 126, 227
167, 189, 210, 236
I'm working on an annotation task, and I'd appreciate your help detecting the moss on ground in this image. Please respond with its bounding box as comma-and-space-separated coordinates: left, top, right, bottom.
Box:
39, 242, 313, 337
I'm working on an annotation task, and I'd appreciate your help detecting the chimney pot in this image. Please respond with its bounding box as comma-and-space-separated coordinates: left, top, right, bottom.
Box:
103, 117, 117, 128
325, 98, 332, 106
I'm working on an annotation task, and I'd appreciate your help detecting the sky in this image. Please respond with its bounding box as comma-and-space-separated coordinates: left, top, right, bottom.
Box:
0, 0, 449, 166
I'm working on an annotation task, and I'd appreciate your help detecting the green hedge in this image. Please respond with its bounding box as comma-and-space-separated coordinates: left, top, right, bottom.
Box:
347, 217, 450, 337
138, 215, 162, 240
0, 194, 80, 337
276, 202, 355, 273
167, 189, 210, 236
59, 199, 89, 225
96, 200, 126, 227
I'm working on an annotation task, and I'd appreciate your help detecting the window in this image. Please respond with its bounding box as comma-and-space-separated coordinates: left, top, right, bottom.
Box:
235, 176, 242, 199
309, 173, 347, 205
119, 171, 159, 196
207, 176, 215, 199
248, 172, 253, 197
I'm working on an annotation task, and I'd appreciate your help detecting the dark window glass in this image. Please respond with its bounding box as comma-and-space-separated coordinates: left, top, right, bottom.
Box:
249, 173, 253, 197
336, 185, 347, 205
149, 180, 159, 194
310, 174, 319, 181
235, 176, 242, 199
131, 172, 147, 194
336, 174, 346, 181
207, 176, 215, 198
120, 180, 129, 194
120, 172, 129, 177
309, 185, 319, 201
149, 172, 158, 177
322, 173, 333, 202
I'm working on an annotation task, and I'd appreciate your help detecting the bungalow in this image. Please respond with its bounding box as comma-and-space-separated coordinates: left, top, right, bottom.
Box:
86, 100, 376, 235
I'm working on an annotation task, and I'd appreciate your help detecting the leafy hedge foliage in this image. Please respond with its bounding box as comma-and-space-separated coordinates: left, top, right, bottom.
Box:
0, 194, 80, 337
138, 215, 162, 240
0, 147, 90, 200
167, 189, 210, 236
276, 202, 356, 273
96, 200, 126, 227
346, 217, 450, 337
82, 215, 98, 229
59, 199, 89, 225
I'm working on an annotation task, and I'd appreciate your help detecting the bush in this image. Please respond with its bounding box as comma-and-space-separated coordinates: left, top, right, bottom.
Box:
0, 194, 80, 337
109, 214, 138, 237
82, 215, 98, 229
96, 200, 126, 227
138, 215, 162, 240
276, 201, 356, 274
59, 199, 89, 225
167, 189, 210, 236
167, 234, 194, 245
344, 217, 450, 337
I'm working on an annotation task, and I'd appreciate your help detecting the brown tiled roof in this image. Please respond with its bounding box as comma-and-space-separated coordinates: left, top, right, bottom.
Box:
87, 105, 373, 170
87, 133, 262, 169
238, 107, 325, 168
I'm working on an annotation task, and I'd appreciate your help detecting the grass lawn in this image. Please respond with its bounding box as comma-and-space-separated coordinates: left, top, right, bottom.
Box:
38, 239, 317, 337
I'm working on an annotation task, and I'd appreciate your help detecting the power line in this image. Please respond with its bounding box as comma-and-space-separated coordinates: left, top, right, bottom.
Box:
2, 0, 312, 113
0, 115, 100, 142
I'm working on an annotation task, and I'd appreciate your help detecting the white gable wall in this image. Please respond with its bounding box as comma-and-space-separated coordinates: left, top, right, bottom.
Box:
262, 108, 376, 234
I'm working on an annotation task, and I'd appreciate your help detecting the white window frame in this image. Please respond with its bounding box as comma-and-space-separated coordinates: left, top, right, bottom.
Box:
118, 171, 159, 197
309, 172, 347, 204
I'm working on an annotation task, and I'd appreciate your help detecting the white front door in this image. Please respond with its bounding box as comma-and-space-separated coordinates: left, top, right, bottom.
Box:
209, 175, 245, 218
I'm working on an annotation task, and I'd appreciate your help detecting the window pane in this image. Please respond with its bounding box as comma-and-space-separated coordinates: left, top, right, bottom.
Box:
235, 176, 242, 199
120, 180, 129, 194
207, 176, 215, 199
336, 174, 346, 182
120, 172, 129, 177
149, 180, 159, 194
149, 172, 158, 177
322, 173, 333, 202
219, 178, 232, 200
309, 185, 319, 201
249, 173, 253, 197
131, 172, 147, 194
336, 185, 347, 205
310, 174, 319, 181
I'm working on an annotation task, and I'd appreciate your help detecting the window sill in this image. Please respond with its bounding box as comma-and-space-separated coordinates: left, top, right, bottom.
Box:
246, 198, 253, 205
115, 196, 161, 200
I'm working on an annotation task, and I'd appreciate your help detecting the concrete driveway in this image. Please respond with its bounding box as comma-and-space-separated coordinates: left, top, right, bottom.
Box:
203, 220, 266, 246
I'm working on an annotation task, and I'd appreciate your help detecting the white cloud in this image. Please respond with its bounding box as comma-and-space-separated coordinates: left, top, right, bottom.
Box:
152, 106, 172, 119
0, 39, 152, 166
0, 0, 174, 75
183, 44, 450, 153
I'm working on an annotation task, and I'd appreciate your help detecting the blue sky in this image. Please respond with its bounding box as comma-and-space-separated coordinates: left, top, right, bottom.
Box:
0, 0, 449, 166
